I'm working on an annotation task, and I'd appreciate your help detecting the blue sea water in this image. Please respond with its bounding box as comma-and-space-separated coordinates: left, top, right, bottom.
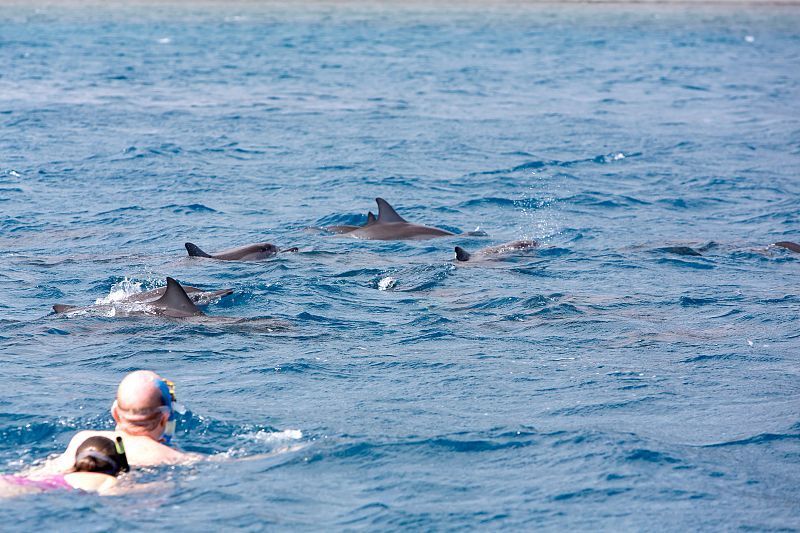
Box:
1, 1, 799, 529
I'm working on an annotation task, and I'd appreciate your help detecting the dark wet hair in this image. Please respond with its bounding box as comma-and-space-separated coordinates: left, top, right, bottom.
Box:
73, 436, 126, 477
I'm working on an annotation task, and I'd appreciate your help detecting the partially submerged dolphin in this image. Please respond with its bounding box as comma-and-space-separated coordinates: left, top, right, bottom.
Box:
774, 241, 800, 253
343, 198, 455, 240
657, 246, 703, 257
454, 240, 538, 262
185, 242, 298, 261
326, 212, 377, 234
53, 278, 232, 317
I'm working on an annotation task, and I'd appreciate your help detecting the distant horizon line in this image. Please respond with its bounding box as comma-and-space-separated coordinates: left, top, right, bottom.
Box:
2, 0, 800, 6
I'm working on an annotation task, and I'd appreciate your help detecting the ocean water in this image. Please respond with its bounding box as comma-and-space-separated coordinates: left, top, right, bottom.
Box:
1, 1, 799, 529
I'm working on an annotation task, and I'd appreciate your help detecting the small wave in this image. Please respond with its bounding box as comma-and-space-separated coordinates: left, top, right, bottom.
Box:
564, 192, 650, 208
657, 258, 714, 270
702, 432, 800, 448
94, 205, 145, 216
325, 427, 542, 460
679, 296, 717, 307
459, 197, 518, 208
161, 203, 217, 214
315, 213, 371, 226
681, 353, 740, 363
626, 448, 681, 464
530, 303, 583, 318
551, 487, 632, 502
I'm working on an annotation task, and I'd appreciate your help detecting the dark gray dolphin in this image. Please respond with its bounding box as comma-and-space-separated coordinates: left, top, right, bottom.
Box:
454, 240, 538, 262
657, 246, 702, 256
344, 198, 455, 240
774, 241, 800, 253
185, 242, 298, 261
52, 278, 232, 316
326, 212, 377, 234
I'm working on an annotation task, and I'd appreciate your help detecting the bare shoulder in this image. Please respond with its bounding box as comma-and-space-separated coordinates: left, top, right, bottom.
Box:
68, 430, 115, 447
161, 446, 203, 464
122, 435, 202, 466
25, 430, 114, 476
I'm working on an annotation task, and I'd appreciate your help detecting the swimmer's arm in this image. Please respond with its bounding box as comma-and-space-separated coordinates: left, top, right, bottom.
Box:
204, 442, 308, 463
98, 479, 174, 497
170, 449, 205, 464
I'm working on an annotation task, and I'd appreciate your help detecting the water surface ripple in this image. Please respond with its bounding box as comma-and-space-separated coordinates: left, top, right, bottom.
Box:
1, 2, 799, 530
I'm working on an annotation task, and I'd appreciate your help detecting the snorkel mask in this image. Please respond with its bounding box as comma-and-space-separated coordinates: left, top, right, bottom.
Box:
156, 378, 177, 445
113, 375, 185, 446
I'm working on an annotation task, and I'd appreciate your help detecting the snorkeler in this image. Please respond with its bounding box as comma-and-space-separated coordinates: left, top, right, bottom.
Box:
32, 370, 202, 475
1, 435, 129, 496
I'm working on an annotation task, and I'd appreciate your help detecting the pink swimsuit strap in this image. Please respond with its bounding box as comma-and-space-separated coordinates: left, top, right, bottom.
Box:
2, 473, 73, 491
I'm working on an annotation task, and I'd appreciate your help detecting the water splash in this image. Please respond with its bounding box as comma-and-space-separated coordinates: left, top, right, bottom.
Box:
378, 276, 396, 291
240, 429, 303, 444
94, 277, 145, 305
515, 170, 565, 244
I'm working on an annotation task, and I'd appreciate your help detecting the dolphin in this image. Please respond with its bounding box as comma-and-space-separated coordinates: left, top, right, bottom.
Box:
454, 240, 538, 262
325, 212, 377, 234
657, 246, 702, 256
344, 198, 455, 240
774, 241, 800, 253
185, 242, 298, 261
52, 278, 232, 316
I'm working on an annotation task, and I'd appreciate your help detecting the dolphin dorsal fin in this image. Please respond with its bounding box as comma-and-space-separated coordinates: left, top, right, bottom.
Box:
375, 198, 407, 224
154, 277, 203, 316
454, 246, 471, 261
185, 242, 213, 258
366, 211, 377, 225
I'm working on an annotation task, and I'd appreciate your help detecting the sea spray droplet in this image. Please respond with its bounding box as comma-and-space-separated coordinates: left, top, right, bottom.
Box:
378, 277, 396, 291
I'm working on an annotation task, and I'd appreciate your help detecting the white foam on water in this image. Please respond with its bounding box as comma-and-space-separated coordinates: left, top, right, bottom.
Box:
745, 35, 755, 43
378, 276, 396, 291
94, 277, 144, 305
158, 37, 171, 44
242, 429, 303, 444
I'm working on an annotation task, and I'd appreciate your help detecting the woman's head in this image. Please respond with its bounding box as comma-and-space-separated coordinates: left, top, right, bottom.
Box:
73, 436, 127, 476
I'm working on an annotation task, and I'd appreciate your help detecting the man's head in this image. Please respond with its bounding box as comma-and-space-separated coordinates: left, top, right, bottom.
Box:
111, 370, 174, 442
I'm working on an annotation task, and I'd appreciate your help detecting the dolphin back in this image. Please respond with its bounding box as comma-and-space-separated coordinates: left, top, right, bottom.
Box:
454, 246, 472, 261
775, 241, 800, 253
53, 304, 79, 313
659, 246, 702, 256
